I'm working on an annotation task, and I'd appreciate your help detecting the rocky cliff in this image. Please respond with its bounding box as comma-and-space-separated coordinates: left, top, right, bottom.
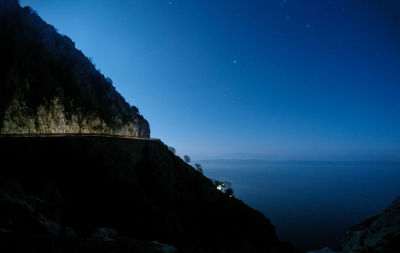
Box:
308, 197, 400, 253
0, 0, 149, 137
341, 197, 400, 253
0, 136, 296, 253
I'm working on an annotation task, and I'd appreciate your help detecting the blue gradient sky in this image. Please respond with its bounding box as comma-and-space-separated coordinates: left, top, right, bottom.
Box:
20, 0, 400, 160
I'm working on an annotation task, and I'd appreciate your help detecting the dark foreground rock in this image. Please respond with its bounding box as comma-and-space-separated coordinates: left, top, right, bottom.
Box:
309, 197, 400, 253
307, 248, 338, 253
341, 197, 400, 253
0, 136, 296, 253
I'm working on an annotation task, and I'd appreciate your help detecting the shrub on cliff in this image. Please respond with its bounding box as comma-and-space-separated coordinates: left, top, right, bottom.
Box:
194, 163, 203, 174
183, 155, 191, 163
168, 146, 176, 154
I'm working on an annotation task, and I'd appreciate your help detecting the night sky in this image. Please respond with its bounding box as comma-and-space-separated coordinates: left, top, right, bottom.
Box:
20, 0, 400, 161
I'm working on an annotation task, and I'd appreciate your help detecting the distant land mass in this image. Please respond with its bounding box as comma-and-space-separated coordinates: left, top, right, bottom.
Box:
0, 0, 149, 137
212, 153, 280, 160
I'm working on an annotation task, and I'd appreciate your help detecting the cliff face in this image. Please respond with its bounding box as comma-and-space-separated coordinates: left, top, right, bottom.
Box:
0, 136, 296, 253
308, 197, 400, 253
0, 97, 149, 136
0, 0, 150, 137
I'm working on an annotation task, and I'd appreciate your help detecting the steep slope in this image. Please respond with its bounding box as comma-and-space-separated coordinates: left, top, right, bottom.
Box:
0, 136, 296, 253
341, 197, 400, 253
0, 0, 149, 137
308, 197, 400, 253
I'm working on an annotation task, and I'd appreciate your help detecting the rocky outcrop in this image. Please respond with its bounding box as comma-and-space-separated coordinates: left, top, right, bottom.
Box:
307, 248, 338, 253
0, 97, 149, 137
0, 182, 178, 253
0, 0, 150, 137
341, 197, 400, 253
310, 198, 400, 253
90, 228, 118, 241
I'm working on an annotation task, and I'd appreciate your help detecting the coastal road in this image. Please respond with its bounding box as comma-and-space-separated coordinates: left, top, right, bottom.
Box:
0, 133, 161, 141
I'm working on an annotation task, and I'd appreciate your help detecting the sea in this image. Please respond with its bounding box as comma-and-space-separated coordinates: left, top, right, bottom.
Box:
200, 160, 400, 251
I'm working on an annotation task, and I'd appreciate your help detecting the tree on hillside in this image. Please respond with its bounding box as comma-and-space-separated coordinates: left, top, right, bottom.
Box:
194, 163, 203, 174
131, 105, 139, 114
183, 155, 191, 163
225, 188, 234, 197
168, 146, 176, 154
106, 77, 113, 85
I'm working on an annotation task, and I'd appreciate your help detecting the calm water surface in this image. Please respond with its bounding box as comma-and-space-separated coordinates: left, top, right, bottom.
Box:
201, 160, 400, 251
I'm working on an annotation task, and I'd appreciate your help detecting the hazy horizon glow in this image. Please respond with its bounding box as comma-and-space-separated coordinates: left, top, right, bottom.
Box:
20, 0, 400, 161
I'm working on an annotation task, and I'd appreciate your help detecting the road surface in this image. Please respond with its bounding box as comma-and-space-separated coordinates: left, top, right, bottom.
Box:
0, 133, 161, 141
